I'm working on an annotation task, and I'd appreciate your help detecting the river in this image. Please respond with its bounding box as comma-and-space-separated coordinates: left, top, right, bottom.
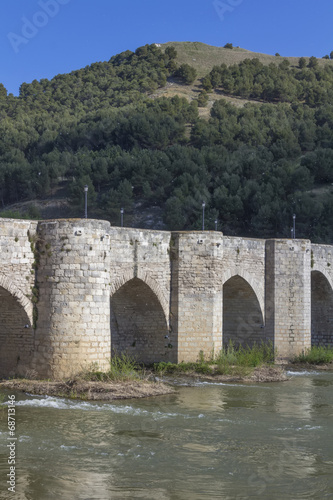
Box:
0, 370, 333, 499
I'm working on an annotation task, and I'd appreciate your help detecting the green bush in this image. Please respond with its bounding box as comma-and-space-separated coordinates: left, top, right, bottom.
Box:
153, 342, 275, 376
175, 63, 197, 84
83, 353, 142, 381
197, 91, 209, 107
292, 346, 333, 364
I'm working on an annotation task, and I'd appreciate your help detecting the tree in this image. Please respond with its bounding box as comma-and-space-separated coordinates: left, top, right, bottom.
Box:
201, 75, 213, 92
330, 51, 333, 60
323, 55, 330, 59
279, 59, 290, 70
308, 56, 318, 69
298, 57, 307, 69
165, 46, 177, 59
224, 43, 233, 49
175, 64, 197, 85
197, 91, 209, 107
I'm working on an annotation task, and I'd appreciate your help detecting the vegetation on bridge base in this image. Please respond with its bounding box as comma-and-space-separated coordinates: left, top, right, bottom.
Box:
292, 346, 333, 365
153, 341, 277, 378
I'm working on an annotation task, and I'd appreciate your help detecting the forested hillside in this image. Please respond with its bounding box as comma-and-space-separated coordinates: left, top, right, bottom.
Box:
1, 42, 333, 243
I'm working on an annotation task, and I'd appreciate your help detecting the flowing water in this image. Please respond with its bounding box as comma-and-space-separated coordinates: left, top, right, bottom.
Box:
0, 370, 333, 499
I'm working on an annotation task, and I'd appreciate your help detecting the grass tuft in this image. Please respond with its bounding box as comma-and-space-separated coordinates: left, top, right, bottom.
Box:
292, 346, 333, 365
82, 353, 143, 382
154, 342, 276, 376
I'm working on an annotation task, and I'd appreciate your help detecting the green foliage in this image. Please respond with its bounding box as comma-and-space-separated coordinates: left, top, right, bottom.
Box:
308, 56, 318, 69
153, 342, 275, 376
204, 57, 333, 105
197, 90, 209, 107
175, 63, 197, 84
298, 57, 307, 69
0, 44, 333, 243
0, 210, 29, 219
201, 75, 213, 92
153, 360, 213, 375
165, 46, 178, 60
224, 43, 233, 49
218, 341, 275, 366
292, 346, 333, 364
83, 353, 142, 381
108, 352, 142, 380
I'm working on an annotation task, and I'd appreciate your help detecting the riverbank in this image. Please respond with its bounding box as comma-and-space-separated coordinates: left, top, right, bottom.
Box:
0, 365, 289, 401
0, 378, 175, 400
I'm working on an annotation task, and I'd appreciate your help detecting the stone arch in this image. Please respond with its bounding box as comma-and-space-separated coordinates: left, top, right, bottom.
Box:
222, 269, 265, 321
0, 274, 33, 324
311, 264, 333, 292
110, 277, 173, 364
311, 270, 333, 347
110, 270, 169, 322
0, 276, 34, 377
223, 274, 269, 348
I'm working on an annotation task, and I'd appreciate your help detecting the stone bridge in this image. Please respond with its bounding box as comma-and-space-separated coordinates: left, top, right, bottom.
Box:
0, 218, 332, 378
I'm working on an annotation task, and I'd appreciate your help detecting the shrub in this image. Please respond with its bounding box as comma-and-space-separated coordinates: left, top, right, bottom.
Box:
197, 91, 209, 107
82, 353, 142, 381
175, 64, 197, 85
292, 346, 333, 365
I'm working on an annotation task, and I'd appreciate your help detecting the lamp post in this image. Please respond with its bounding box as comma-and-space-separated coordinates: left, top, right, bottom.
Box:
293, 214, 296, 239
215, 219, 218, 231
84, 185, 88, 219
202, 201, 205, 231
291, 228, 294, 239
120, 207, 124, 227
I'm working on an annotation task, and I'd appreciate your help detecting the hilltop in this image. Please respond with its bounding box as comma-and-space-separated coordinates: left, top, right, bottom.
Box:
161, 41, 333, 76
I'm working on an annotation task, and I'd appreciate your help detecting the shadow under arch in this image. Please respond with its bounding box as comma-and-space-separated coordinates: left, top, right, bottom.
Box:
0, 274, 33, 323
0, 282, 34, 377
222, 269, 265, 321
110, 277, 174, 364
311, 270, 333, 347
223, 275, 269, 348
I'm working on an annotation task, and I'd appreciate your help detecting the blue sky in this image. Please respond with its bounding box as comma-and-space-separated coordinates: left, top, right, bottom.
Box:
2, 0, 333, 95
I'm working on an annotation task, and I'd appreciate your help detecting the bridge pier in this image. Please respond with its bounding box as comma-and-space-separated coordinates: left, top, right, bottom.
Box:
32, 220, 112, 378
170, 232, 223, 362
265, 239, 312, 358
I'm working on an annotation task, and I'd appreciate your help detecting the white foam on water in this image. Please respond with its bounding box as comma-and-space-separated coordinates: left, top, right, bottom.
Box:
19, 435, 31, 442
15, 395, 203, 421
274, 424, 322, 432
60, 445, 80, 451
16, 396, 142, 413
297, 425, 322, 431
286, 370, 320, 376
190, 381, 270, 389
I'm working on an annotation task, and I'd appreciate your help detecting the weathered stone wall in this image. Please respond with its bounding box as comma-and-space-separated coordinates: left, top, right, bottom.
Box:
311, 245, 333, 346
108, 228, 172, 363
222, 237, 267, 347
265, 239, 311, 358
223, 275, 267, 347
222, 237, 266, 318
0, 219, 37, 377
170, 232, 224, 362
110, 278, 170, 363
33, 220, 112, 378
